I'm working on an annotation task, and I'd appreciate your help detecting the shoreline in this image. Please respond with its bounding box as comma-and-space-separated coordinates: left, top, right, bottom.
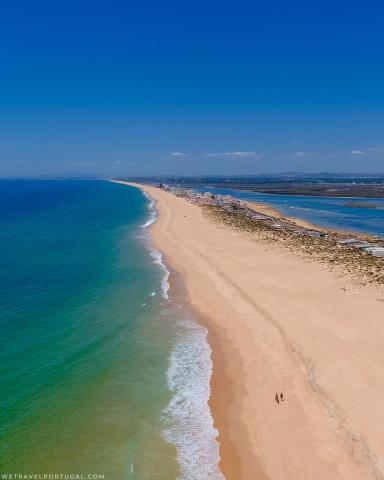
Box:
243, 200, 321, 231
240, 200, 380, 239
112, 180, 378, 240
113, 180, 384, 480
112, 180, 248, 477
139, 191, 224, 478
165, 266, 241, 478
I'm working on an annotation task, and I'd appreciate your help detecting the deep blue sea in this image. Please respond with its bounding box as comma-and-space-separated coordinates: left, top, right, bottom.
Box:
196, 186, 384, 236
0, 180, 222, 480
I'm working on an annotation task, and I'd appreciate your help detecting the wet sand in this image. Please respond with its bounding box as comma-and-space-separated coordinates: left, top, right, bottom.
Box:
114, 180, 384, 480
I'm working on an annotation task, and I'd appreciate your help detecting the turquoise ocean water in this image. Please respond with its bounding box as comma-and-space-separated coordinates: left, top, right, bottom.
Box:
0, 180, 223, 480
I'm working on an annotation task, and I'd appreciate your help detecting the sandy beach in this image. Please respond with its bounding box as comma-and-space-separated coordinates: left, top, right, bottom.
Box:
116, 181, 384, 480
243, 200, 320, 230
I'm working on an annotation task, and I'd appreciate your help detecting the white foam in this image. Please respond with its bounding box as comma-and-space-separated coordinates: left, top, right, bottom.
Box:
149, 249, 170, 300
139, 190, 223, 478
141, 208, 157, 228
162, 314, 224, 480
138, 193, 170, 300
139, 192, 157, 227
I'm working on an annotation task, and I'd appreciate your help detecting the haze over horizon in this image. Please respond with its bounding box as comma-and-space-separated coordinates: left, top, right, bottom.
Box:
0, 1, 383, 177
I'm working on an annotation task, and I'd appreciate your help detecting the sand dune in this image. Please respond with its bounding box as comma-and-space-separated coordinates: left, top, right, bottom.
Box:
117, 181, 384, 480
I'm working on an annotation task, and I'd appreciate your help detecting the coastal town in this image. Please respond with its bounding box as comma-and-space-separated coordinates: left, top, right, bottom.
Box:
156, 183, 384, 285
158, 183, 384, 256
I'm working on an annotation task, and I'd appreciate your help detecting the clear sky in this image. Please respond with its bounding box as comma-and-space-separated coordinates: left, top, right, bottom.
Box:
0, 0, 383, 177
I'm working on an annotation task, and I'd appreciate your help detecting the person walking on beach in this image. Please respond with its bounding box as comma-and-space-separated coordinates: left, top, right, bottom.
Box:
275, 393, 279, 404
280, 392, 284, 402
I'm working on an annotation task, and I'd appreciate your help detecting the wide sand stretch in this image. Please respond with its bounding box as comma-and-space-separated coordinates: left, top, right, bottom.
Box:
116, 181, 384, 480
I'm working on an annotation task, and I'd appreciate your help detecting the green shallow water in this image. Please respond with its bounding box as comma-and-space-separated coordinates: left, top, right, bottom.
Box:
0, 180, 223, 480
0, 180, 179, 479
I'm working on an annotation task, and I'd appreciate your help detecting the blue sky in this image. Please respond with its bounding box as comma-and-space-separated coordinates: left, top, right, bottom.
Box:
0, 0, 383, 176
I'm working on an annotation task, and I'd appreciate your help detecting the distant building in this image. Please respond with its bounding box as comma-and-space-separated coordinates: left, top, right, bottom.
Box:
338, 239, 360, 245
363, 246, 384, 257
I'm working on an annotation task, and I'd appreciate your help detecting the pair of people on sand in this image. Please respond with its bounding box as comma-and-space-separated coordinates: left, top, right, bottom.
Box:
275, 392, 284, 404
